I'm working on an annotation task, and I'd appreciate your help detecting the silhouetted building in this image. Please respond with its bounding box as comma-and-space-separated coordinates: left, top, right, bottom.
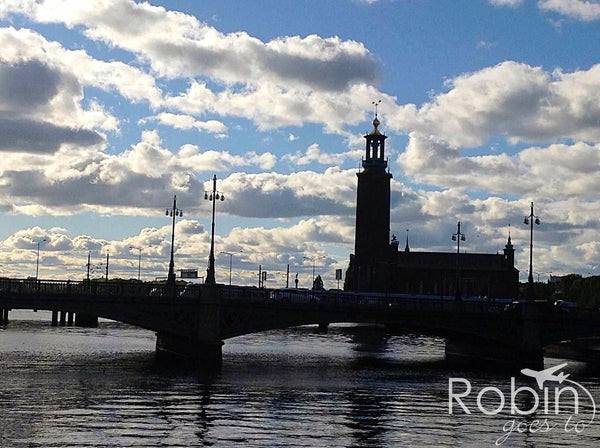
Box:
353, 113, 392, 291
347, 115, 519, 299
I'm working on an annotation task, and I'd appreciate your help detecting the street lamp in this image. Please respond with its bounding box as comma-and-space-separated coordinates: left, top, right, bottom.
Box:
204, 174, 225, 285
303, 255, 326, 287
86, 251, 91, 281
220, 250, 242, 286
165, 195, 183, 286
451, 221, 466, 300
129, 246, 143, 281
32, 238, 47, 280
524, 201, 540, 300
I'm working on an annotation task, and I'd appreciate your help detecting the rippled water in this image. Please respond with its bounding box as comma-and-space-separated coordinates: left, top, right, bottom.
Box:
1, 310, 600, 447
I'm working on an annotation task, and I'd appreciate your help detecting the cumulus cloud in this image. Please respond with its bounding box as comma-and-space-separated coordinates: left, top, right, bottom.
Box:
0, 218, 353, 286
0, 0, 597, 283
0, 26, 168, 154
0, 131, 356, 218
218, 168, 357, 218
0, 115, 104, 153
489, 0, 600, 21
538, 0, 600, 21
283, 143, 363, 166
165, 80, 390, 133
0, 1, 387, 135
398, 133, 600, 199
140, 112, 227, 137
0, 57, 105, 153
0, 27, 163, 109
387, 61, 600, 146
1, 0, 377, 91
0, 130, 279, 214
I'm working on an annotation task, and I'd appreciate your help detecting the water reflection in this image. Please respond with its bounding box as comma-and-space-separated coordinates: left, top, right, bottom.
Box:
1, 314, 600, 447
346, 388, 387, 448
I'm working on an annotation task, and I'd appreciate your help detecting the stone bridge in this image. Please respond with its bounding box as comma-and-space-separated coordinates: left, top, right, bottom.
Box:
1, 278, 599, 369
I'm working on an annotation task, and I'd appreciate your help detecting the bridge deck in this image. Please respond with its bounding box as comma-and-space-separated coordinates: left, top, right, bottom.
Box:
2, 278, 600, 367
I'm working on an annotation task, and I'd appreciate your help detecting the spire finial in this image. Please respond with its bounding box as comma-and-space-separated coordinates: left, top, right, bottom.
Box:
405, 228, 410, 253
372, 100, 381, 118
370, 100, 382, 132
505, 223, 513, 249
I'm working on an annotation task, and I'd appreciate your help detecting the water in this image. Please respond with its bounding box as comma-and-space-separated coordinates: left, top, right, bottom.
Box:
1, 310, 600, 447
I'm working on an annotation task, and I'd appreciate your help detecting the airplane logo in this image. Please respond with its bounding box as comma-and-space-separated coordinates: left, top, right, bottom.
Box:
521, 363, 570, 389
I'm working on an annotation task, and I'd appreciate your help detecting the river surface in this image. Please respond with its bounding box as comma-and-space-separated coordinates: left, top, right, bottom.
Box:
1, 310, 600, 447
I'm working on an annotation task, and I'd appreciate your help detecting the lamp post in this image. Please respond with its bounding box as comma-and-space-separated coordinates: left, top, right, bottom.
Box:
204, 174, 225, 285
86, 251, 91, 281
220, 250, 242, 286
165, 195, 183, 286
524, 201, 540, 300
129, 246, 143, 281
451, 222, 466, 300
33, 238, 47, 280
303, 255, 325, 288
105, 250, 109, 281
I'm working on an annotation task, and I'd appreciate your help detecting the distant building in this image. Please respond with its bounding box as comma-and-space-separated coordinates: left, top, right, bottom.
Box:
347, 115, 519, 299
179, 269, 199, 279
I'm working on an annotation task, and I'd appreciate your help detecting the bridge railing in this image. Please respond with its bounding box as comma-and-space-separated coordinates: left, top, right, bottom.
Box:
3, 278, 600, 321
245, 287, 518, 314
0, 277, 192, 300
220, 285, 270, 302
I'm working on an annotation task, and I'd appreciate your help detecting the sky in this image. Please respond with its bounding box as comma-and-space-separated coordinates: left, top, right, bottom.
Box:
0, 0, 599, 288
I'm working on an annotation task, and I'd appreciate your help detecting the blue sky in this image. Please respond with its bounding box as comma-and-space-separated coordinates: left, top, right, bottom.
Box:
0, 0, 599, 286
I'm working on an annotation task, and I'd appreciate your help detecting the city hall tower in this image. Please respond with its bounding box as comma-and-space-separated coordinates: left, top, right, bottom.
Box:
353, 113, 392, 291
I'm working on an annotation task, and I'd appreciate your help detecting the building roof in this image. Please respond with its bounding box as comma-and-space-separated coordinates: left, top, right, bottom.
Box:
392, 250, 518, 272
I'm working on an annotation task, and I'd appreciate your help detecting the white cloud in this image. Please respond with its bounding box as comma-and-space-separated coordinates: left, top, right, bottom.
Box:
398, 133, 600, 199
218, 168, 357, 218
0, 131, 279, 215
0, 1, 388, 135
489, 0, 600, 23
1, 0, 377, 91
140, 112, 227, 137
0, 26, 169, 154
165, 80, 391, 134
476, 40, 498, 49
387, 61, 600, 146
489, 0, 525, 6
538, 0, 600, 21
283, 143, 363, 166
0, 55, 105, 153
0, 27, 163, 108
0, 0, 597, 284
0, 217, 353, 286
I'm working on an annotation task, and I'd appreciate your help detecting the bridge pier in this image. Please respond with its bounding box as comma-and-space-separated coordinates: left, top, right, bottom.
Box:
0, 308, 8, 323
75, 313, 98, 328
155, 332, 223, 368
51, 310, 58, 326
59, 310, 66, 326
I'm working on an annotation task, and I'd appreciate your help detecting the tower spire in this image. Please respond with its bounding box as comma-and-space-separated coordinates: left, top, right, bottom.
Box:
362, 101, 387, 170
353, 103, 393, 291
503, 223, 515, 266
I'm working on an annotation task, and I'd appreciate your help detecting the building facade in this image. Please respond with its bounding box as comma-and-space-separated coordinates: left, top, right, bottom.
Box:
348, 115, 519, 299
